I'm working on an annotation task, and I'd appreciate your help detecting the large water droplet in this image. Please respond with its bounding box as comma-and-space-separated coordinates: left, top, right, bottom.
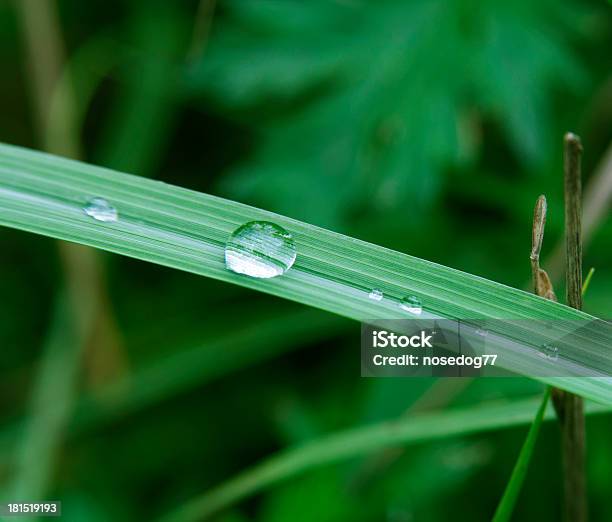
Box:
83, 197, 118, 222
399, 295, 422, 315
225, 221, 296, 279
540, 343, 559, 361
369, 289, 383, 301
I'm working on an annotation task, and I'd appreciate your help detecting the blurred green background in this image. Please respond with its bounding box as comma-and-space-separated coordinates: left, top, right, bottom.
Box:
0, 0, 611, 520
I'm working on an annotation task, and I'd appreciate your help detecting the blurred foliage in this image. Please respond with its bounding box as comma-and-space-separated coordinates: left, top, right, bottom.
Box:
0, 0, 611, 521
187, 0, 586, 227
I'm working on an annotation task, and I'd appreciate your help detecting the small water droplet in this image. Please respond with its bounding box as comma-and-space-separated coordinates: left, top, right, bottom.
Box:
83, 197, 118, 222
225, 221, 296, 279
399, 295, 422, 315
475, 328, 488, 337
369, 289, 383, 301
540, 343, 559, 361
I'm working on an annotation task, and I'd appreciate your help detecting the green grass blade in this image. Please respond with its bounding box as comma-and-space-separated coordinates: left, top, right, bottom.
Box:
0, 142, 611, 402
491, 388, 550, 522
72, 307, 347, 432
0, 307, 348, 466
157, 396, 610, 522
7, 295, 82, 503
582, 267, 595, 297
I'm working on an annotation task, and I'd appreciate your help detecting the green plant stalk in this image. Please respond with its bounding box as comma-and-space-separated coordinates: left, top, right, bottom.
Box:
187, 0, 217, 61
491, 389, 550, 522
157, 396, 609, 522
0, 142, 611, 402
94, 3, 186, 175
581, 268, 595, 297
7, 296, 82, 502
11, 0, 121, 509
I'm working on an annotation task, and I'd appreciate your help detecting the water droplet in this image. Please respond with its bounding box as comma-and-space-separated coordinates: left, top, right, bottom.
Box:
83, 197, 118, 222
540, 343, 559, 361
399, 295, 422, 315
225, 221, 296, 279
475, 328, 488, 337
369, 289, 383, 301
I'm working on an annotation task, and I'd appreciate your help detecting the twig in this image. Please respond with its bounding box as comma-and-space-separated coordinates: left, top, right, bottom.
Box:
564, 133, 583, 311
552, 132, 587, 522
529, 183, 586, 522
542, 139, 612, 281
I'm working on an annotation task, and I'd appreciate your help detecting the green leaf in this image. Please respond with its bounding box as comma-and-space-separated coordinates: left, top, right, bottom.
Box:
491, 388, 550, 522
0, 142, 610, 403
157, 395, 610, 522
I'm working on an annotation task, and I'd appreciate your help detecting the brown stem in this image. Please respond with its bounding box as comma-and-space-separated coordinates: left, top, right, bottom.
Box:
564, 133, 584, 310
15, 0, 127, 386
553, 132, 587, 522
524, 148, 601, 522
544, 139, 612, 282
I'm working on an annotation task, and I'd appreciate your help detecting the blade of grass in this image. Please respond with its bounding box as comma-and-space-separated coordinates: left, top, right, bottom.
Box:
0, 307, 348, 469
491, 388, 550, 522
71, 307, 348, 432
157, 396, 611, 522
582, 267, 595, 297
7, 295, 81, 503
0, 142, 611, 402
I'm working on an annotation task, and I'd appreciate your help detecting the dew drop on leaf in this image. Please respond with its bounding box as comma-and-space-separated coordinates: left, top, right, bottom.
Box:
540, 343, 559, 361
368, 289, 383, 301
399, 295, 422, 315
225, 221, 296, 279
83, 197, 118, 222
